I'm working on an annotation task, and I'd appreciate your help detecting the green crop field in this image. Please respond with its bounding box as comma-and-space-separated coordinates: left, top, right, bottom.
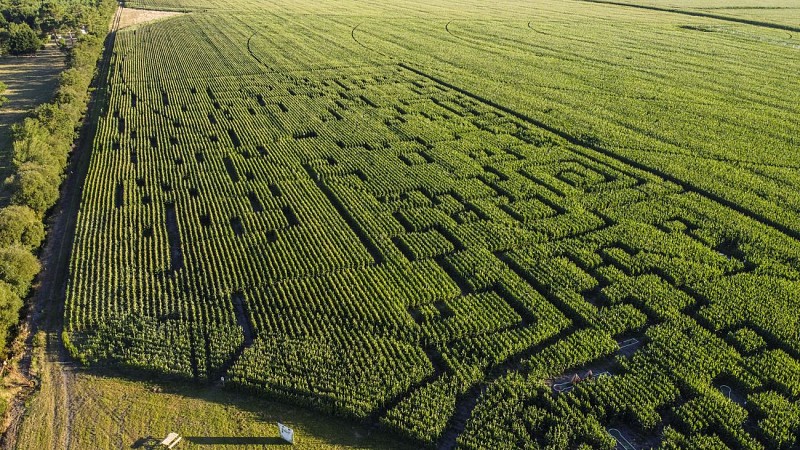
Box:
60, 0, 800, 448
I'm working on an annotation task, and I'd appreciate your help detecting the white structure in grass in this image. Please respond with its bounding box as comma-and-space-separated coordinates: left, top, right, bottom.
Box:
278, 422, 295, 444
159, 432, 182, 449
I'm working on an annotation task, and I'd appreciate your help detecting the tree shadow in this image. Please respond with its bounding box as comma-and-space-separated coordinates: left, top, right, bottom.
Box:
130, 436, 158, 448
132, 436, 289, 447
130, 436, 291, 450
186, 436, 289, 445
76, 366, 416, 450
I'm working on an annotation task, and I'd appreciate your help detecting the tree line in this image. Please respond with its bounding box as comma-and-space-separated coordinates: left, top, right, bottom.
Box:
0, 0, 112, 55
0, 0, 116, 354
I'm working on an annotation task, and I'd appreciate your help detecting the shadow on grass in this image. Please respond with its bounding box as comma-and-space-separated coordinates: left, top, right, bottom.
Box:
130, 436, 157, 448
131, 436, 290, 448
78, 365, 417, 450
186, 436, 289, 445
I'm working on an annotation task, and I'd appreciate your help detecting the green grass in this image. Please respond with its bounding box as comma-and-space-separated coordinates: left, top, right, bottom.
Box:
14, 333, 411, 449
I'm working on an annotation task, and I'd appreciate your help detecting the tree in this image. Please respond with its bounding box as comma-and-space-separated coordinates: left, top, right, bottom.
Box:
0, 245, 40, 297
11, 118, 55, 168
10, 162, 60, 216
6, 22, 41, 56
0, 281, 22, 350
0, 206, 45, 249
38, 1, 65, 34
0, 81, 6, 107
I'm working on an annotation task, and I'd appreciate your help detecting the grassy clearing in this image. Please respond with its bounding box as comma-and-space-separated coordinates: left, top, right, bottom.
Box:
14, 344, 411, 450
0, 44, 65, 193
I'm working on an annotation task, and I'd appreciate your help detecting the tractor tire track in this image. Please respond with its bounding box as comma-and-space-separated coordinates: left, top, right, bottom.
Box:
576, 0, 800, 33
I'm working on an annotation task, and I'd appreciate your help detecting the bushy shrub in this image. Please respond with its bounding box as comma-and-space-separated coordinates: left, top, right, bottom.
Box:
0, 206, 45, 249
6, 22, 40, 55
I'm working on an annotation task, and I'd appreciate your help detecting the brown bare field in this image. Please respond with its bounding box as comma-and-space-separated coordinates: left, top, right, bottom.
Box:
118, 8, 184, 30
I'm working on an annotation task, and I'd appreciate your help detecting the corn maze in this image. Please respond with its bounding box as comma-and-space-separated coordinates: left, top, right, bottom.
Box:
64, 1, 800, 448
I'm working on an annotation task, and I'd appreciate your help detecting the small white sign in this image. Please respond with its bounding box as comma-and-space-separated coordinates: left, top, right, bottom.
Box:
277, 422, 294, 444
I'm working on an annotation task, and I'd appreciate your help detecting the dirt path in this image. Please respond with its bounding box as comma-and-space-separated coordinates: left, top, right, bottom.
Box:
0, 6, 122, 449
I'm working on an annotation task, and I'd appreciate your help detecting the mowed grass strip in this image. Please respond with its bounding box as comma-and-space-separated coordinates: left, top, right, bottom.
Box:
16, 364, 412, 449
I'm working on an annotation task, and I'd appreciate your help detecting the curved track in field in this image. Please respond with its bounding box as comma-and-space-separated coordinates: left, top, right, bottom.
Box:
351, 22, 393, 59
577, 0, 800, 33
246, 32, 271, 69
